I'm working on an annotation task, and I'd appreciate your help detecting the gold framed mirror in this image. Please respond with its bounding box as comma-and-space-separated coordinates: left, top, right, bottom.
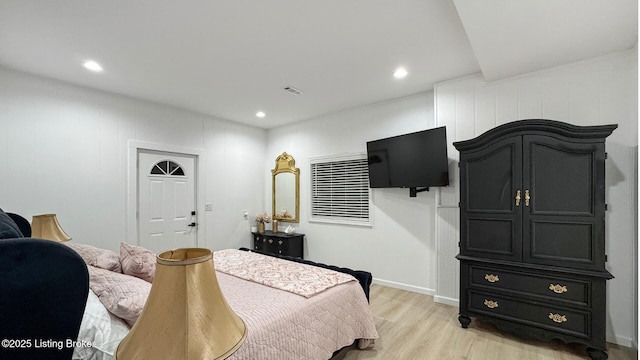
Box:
272, 152, 299, 223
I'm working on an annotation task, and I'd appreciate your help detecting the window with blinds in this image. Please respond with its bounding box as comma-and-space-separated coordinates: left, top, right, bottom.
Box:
310, 154, 371, 226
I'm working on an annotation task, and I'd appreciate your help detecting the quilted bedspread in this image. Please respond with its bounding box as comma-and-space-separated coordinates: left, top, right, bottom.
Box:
216, 252, 379, 360
214, 249, 357, 298
81, 249, 378, 360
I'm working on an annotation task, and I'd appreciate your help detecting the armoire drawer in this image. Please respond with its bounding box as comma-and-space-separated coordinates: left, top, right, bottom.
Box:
468, 291, 589, 339
468, 265, 589, 306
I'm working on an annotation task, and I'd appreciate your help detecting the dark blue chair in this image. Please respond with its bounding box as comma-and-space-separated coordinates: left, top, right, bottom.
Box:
0, 210, 88, 360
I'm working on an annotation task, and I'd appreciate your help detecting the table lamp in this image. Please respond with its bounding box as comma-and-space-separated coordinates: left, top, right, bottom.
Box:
31, 214, 71, 242
115, 248, 246, 360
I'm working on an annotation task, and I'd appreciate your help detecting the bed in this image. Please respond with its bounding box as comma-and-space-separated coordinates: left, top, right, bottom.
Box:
0, 210, 378, 360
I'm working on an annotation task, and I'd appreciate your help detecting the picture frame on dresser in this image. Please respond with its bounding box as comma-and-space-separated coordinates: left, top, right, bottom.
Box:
454, 119, 617, 360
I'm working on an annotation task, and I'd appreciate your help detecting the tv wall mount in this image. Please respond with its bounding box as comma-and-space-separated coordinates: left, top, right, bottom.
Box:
409, 187, 429, 197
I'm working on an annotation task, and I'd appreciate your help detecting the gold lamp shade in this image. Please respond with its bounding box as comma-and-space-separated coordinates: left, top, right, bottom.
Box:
31, 214, 71, 242
115, 248, 247, 360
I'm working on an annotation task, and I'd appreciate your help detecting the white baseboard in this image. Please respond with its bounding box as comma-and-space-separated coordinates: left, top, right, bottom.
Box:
372, 278, 461, 308
372, 278, 435, 296
607, 334, 635, 348
433, 295, 459, 307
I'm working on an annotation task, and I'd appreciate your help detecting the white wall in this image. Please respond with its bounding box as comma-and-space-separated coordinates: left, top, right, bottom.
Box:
1, 46, 636, 348
434, 48, 638, 346
266, 94, 439, 293
0, 67, 267, 253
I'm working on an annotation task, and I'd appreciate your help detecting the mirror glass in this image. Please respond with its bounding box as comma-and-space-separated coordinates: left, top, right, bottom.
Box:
275, 173, 295, 217
272, 152, 299, 223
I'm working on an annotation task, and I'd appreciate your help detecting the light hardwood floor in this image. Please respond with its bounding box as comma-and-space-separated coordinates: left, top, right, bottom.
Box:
334, 284, 637, 360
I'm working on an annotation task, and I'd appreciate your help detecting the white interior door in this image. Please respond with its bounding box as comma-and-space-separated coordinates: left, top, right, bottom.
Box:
138, 150, 197, 253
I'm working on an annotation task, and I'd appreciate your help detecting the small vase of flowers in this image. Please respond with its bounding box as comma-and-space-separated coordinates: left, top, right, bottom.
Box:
274, 209, 293, 220
255, 212, 271, 234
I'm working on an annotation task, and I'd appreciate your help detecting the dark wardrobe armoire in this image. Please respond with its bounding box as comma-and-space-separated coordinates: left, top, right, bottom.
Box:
453, 119, 617, 360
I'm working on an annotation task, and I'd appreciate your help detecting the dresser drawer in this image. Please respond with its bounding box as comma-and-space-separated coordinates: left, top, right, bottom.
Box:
468, 265, 589, 306
468, 290, 589, 339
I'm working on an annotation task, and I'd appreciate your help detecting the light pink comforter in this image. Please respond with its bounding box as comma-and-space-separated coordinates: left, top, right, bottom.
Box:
84, 248, 378, 360
214, 249, 357, 298
217, 265, 379, 359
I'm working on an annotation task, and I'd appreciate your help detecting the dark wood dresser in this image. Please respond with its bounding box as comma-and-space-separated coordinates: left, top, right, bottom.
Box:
453, 119, 616, 360
252, 230, 304, 258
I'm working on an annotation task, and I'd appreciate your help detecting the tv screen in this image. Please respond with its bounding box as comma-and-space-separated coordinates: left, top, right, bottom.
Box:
366, 126, 449, 189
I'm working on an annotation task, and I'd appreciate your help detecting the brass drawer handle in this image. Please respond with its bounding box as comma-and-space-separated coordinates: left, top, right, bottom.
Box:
549, 284, 568, 294
268, 239, 273, 244
484, 274, 500, 283
525, 189, 531, 207
515, 190, 521, 206
278, 240, 283, 245
549, 313, 567, 323
483, 299, 499, 309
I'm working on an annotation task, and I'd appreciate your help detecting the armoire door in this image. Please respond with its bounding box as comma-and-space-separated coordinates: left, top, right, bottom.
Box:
459, 136, 523, 262
522, 135, 606, 270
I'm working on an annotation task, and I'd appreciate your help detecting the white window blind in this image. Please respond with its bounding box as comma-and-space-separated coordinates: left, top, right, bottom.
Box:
310, 154, 370, 226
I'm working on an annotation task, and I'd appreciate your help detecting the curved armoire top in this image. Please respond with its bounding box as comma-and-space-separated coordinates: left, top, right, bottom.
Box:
453, 119, 618, 152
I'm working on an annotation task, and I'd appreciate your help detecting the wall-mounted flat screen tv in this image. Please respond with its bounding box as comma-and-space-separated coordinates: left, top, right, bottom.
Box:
366, 126, 449, 195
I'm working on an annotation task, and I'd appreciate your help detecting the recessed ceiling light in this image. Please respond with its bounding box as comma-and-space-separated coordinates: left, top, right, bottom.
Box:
256, 111, 266, 118
83, 60, 103, 73
393, 67, 408, 79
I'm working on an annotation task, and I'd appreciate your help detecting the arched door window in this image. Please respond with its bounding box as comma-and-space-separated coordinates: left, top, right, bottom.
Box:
150, 160, 185, 176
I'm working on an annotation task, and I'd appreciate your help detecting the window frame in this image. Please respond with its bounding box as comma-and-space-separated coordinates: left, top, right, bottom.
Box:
149, 160, 186, 177
309, 153, 372, 227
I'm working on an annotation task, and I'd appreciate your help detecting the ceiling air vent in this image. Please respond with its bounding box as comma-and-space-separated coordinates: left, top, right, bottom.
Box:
283, 86, 303, 95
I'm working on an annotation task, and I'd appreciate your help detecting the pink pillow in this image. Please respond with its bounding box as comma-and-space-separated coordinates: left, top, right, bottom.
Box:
65, 242, 122, 273
120, 242, 156, 283
88, 266, 151, 327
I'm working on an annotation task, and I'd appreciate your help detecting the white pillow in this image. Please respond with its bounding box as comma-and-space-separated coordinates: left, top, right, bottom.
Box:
73, 290, 130, 360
